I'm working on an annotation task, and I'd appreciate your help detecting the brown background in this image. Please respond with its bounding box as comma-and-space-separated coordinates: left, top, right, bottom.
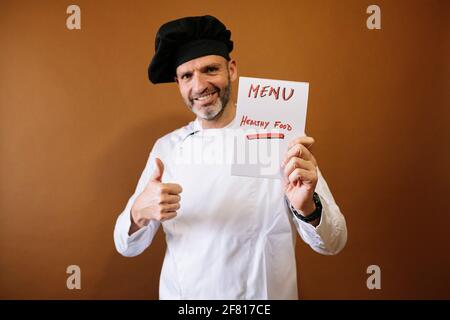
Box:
1, 0, 449, 299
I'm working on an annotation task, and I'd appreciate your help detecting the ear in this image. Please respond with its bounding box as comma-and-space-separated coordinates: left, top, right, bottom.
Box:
228, 59, 237, 82
174, 76, 179, 84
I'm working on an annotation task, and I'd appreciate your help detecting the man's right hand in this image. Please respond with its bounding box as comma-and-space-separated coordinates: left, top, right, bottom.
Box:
130, 158, 182, 234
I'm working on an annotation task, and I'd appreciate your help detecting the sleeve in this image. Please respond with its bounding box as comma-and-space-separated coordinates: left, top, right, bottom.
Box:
113, 140, 162, 257
289, 167, 348, 255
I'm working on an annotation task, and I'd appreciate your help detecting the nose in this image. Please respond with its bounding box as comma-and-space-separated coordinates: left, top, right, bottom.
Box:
191, 72, 208, 95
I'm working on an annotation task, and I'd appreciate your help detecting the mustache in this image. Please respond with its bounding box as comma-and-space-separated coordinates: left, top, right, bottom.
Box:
191, 88, 220, 100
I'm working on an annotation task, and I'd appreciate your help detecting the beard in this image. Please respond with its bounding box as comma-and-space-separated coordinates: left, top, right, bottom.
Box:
184, 75, 232, 121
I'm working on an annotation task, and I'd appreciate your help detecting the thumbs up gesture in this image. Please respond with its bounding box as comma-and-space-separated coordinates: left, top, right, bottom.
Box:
131, 158, 182, 231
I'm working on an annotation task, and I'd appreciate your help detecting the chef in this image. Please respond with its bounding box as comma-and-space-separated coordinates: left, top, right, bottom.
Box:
114, 15, 347, 299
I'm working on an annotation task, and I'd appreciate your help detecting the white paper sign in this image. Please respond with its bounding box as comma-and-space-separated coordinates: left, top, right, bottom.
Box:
231, 76, 309, 179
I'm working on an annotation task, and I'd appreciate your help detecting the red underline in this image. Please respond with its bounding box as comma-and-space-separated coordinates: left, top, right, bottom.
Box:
246, 133, 285, 140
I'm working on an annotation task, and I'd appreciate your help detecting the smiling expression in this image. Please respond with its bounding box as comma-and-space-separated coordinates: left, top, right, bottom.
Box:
175, 55, 237, 121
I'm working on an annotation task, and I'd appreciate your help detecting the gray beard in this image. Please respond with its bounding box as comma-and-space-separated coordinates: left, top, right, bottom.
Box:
185, 75, 232, 121
199, 83, 231, 121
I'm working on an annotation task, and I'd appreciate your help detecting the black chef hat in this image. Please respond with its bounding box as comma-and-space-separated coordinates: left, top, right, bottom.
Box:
148, 15, 234, 84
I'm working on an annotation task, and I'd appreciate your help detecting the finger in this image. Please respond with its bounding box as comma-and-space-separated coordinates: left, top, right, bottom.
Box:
159, 194, 181, 204
141, 206, 178, 222
288, 168, 315, 185
288, 136, 315, 149
160, 202, 181, 212
281, 144, 317, 167
160, 183, 183, 195
282, 144, 301, 165
283, 158, 315, 179
283, 144, 316, 167
295, 144, 317, 166
160, 211, 178, 222
150, 158, 164, 182
282, 144, 302, 167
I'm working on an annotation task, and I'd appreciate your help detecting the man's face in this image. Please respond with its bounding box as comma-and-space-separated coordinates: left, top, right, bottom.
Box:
175, 55, 237, 121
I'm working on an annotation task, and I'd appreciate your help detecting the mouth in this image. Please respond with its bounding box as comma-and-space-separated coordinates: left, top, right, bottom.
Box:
193, 90, 218, 105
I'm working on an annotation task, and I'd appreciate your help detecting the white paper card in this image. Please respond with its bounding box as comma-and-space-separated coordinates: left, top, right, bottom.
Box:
231, 76, 309, 179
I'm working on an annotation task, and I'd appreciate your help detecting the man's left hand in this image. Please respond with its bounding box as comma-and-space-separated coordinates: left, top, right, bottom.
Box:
282, 136, 318, 216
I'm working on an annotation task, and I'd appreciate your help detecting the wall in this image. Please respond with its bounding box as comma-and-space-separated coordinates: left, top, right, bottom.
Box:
1, 0, 449, 299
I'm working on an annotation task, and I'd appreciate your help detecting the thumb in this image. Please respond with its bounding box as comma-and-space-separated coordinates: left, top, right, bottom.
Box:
150, 157, 164, 182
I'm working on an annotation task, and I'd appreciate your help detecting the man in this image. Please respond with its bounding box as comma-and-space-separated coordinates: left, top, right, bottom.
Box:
114, 15, 347, 299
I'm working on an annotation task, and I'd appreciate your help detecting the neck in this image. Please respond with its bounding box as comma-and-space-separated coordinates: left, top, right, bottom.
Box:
198, 102, 236, 129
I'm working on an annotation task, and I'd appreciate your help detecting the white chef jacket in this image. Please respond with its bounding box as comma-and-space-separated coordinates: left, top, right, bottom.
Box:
114, 118, 347, 299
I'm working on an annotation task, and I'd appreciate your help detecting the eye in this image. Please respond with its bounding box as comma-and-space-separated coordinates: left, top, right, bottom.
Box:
206, 66, 218, 73
180, 73, 192, 80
